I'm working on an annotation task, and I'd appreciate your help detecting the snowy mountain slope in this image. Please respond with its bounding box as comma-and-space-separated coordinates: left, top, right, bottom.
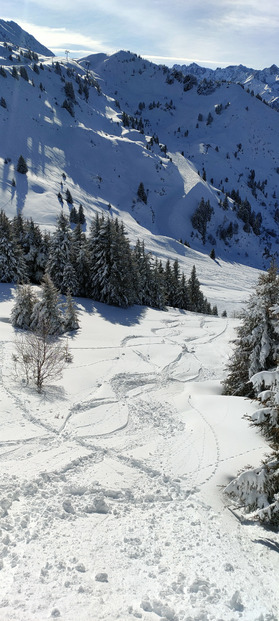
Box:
174, 61, 279, 111
0, 28, 279, 621
0, 40, 279, 271
0, 20, 54, 57
75, 51, 279, 267
0, 277, 279, 621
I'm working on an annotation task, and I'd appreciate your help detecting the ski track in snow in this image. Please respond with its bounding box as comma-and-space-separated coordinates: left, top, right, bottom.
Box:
0, 308, 279, 621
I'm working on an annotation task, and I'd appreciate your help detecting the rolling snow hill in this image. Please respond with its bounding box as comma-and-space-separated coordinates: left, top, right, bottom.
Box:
0, 274, 279, 621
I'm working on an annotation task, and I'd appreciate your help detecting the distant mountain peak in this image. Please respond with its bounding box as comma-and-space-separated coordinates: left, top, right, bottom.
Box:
0, 19, 54, 57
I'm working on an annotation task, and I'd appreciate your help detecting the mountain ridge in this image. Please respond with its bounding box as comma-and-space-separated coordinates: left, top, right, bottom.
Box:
0, 19, 54, 57
173, 60, 279, 110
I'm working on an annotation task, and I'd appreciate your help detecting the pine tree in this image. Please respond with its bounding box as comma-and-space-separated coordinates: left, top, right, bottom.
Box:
226, 362, 279, 527
47, 212, 76, 293
175, 271, 189, 310
65, 188, 73, 204
149, 257, 166, 309
22, 219, 48, 283
223, 263, 279, 397
187, 265, 202, 312
0, 210, 27, 283
191, 198, 214, 244
164, 259, 175, 306
69, 206, 78, 224
89, 217, 135, 307
61, 260, 79, 296
12, 213, 25, 246
132, 239, 148, 305
171, 259, 182, 308
11, 284, 37, 330
16, 155, 28, 174
248, 265, 279, 378
62, 99, 74, 117
63, 289, 79, 331
19, 66, 29, 81
12, 66, 19, 79
72, 223, 90, 297
30, 273, 64, 336
88, 213, 104, 301
137, 182, 147, 204
210, 248, 216, 260
106, 220, 135, 307
78, 203, 85, 225
64, 81, 75, 101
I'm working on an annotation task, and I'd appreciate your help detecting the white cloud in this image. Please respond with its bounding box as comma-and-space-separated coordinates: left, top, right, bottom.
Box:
143, 55, 230, 68
15, 21, 115, 55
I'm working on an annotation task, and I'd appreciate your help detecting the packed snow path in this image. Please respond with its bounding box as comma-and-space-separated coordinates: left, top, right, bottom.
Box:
0, 297, 278, 621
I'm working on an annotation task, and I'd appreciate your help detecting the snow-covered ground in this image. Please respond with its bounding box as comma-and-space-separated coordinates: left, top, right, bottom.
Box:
1, 270, 278, 621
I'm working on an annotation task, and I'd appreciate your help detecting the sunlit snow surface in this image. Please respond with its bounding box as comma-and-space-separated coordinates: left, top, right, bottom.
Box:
0, 271, 279, 621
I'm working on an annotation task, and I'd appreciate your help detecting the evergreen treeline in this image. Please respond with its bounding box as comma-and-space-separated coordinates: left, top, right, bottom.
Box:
0, 209, 216, 314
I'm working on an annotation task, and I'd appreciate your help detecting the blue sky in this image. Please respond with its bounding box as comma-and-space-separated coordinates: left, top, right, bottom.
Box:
2, 0, 279, 68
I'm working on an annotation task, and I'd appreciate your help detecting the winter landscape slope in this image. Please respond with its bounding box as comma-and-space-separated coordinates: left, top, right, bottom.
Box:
1, 278, 279, 621
0, 28, 279, 269
0, 22, 279, 621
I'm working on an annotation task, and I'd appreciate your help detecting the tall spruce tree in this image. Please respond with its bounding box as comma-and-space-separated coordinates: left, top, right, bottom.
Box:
22, 219, 48, 283
132, 239, 147, 305
187, 265, 202, 312
150, 257, 166, 309
107, 219, 135, 307
175, 271, 189, 310
88, 213, 103, 301
72, 223, 90, 297
47, 212, 76, 293
223, 263, 279, 397
0, 210, 27, 283
164, 259, 176, 307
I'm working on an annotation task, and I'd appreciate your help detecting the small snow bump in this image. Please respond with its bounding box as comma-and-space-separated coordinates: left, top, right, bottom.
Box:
229, 590, 244, 612
75, 563, 86, 573
224, 562, 235, 572
62, 500, 75, 514
95, 572, 108, 582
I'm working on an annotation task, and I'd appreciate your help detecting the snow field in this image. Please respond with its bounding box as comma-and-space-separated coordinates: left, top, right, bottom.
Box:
0, 286, 279, 620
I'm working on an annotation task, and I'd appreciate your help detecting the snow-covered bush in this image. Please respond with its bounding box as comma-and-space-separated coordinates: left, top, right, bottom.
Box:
11, 284, 37, 330
225, 456, 279, 528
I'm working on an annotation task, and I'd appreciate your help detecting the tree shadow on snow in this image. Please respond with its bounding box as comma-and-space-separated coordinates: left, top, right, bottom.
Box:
253, 538, 279, 553
0, 283, 16, 302
15, 173, 28, 213
41, 384, 68, 403
76, 298, 147, 326
95, 302, 147, 326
